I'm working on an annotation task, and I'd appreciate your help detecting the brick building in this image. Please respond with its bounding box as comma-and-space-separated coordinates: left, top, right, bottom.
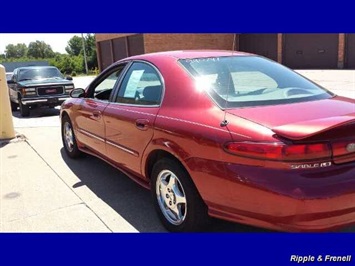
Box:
95, 34, 355, 71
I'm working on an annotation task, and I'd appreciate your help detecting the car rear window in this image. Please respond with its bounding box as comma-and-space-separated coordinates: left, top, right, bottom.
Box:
179, 56, 333, 108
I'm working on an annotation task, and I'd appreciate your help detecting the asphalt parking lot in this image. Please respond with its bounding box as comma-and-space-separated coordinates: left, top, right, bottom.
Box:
1, 70, 354, 232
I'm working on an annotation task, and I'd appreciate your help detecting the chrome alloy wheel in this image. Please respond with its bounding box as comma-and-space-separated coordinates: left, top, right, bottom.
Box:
64, 121, 74, 152
156, 170, 187, 225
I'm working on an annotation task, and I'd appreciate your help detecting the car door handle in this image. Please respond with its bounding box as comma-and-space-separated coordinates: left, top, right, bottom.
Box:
92, 110, 102, 119
135, 119, 149, 130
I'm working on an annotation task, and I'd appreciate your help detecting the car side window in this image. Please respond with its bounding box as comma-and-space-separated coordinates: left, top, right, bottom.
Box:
87, 65, 126, 101
115, 62, 162, 105
12, 69, 18, 81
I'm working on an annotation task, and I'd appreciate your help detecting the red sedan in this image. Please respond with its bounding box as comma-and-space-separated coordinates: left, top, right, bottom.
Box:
60, 50, 355, 232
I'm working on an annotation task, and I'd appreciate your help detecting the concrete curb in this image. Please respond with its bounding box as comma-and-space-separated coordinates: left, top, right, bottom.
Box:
0, 133, 27, 146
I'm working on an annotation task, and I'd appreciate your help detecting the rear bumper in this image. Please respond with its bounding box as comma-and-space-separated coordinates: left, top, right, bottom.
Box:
186, 158, 355, 232
208, 195, 355, 232
21, 96, 69, 105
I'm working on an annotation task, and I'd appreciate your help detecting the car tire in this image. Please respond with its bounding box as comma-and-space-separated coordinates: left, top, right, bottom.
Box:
61, 115, 82, 158
10, 101, 18, 111
19, 101, 30, 117
151, 158, 210, 232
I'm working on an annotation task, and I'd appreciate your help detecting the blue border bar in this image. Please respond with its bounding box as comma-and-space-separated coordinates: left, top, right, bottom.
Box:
1, 233, 355, 265
2, 0, 355, 32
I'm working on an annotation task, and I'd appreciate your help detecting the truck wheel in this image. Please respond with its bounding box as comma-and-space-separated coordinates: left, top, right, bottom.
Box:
19, 101, 30, 117
10, 101, 18, 111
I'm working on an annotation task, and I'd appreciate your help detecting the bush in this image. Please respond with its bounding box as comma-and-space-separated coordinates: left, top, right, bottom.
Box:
49, 54, 84, 75
71, 71, 77, 76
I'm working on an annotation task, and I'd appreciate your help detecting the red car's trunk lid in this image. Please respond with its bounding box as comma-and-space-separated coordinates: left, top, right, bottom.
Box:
226, 97, 355, 132
271, 115, 355, 140
226, 97, 355, 164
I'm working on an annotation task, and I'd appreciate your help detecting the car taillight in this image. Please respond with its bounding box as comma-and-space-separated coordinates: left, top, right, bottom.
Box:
332, 140, 355, 157
224, 142, 331, 161
283, 143, 330, 160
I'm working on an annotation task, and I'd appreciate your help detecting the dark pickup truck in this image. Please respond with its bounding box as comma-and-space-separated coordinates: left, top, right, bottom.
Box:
7, 66, 75, 117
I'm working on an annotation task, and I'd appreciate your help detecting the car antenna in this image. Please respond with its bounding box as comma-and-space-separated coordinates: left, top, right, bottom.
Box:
220, 34, 236, 127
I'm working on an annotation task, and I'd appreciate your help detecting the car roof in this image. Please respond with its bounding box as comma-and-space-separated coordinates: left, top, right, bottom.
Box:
125, 50, 253, 61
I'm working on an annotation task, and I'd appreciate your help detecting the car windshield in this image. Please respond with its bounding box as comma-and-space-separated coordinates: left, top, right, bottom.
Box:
18, 67, 64, 81
179, 56, 333, 108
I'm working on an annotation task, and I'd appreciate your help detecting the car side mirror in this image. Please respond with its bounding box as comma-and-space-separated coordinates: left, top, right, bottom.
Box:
7, 80, 15, 85
66, 76, 73, 81
70, 88, 85, 98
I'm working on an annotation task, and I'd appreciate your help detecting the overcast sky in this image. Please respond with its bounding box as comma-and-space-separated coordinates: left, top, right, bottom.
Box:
0, 33, 82, 54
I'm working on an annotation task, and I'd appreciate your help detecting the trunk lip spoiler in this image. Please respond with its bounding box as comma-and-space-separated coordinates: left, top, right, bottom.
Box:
272, 114, 355, 140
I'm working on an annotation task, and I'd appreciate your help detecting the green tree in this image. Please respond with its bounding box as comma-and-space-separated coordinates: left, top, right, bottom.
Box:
27, 40, 55, 58
50, 54, 84, 75
65, 34, 98, 71
84, 34, 98, 70
5, 43, 28, 58
65, 35, 83, 56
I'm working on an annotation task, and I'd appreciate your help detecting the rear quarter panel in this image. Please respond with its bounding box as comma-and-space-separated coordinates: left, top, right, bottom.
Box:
141, 56, 257, 202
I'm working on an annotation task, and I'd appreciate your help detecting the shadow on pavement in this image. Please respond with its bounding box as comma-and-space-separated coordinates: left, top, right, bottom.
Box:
60, 148, 164, 232
60, 148, 272, 233
12, 107, 60, 118
0, 140, 11, 148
